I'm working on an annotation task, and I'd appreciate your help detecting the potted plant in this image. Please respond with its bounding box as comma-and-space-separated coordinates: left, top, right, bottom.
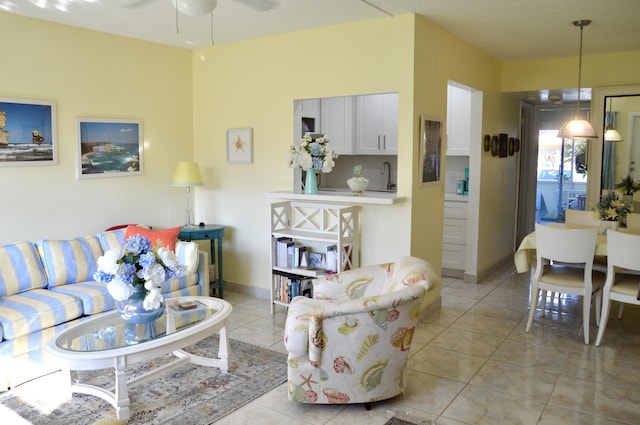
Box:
347, 164, 369, 195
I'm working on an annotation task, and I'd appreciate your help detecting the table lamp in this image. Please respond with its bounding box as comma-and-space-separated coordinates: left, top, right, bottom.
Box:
172, 161, 203, 228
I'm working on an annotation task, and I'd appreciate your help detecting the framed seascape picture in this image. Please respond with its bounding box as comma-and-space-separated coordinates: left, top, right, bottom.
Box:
0, 97, 57, 166
77, 118, 143, 179
226, 127, 253, 163
419, 115, 443, 187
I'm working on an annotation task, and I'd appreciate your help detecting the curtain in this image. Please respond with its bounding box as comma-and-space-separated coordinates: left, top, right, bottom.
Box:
602, 111, 618, 190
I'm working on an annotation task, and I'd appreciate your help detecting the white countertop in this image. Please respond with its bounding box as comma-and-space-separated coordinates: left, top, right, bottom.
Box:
265, 190, 406, 205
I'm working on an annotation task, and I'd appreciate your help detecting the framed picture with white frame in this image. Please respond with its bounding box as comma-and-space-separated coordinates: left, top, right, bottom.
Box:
0, 97, 57, 166
226, 127, 253, 163
76, 118, 143, 179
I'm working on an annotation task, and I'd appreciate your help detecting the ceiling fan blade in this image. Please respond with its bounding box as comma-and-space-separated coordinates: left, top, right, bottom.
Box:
234, 0, 275, 12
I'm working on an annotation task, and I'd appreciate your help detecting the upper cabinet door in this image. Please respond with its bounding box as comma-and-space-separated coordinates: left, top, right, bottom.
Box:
320, 96, 355, 155
355, 93, 398, 155
446, 85, 471, 156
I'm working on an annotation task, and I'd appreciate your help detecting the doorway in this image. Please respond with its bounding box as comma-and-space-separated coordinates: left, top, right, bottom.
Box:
515, 102, 590, 246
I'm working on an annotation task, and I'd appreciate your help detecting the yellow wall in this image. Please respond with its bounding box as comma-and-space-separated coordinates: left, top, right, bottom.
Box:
192, 16, 417, 291
0, 12, 193, 244
501, 50, 640, 92
412, 16, 519, 276
192, 14, 519, 292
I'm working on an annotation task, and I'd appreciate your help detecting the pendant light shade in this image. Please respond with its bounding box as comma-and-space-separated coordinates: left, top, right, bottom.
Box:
557, 20, 598, 140
604, 97, 623, 142
558, 118, 598, 139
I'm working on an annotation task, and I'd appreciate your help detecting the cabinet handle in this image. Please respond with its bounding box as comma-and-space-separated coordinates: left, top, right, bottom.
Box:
383, 135, 386, 150
377, 135, 380, 150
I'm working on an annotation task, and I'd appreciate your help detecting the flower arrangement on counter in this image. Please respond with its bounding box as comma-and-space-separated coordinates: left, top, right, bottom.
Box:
288, 134, 338, 173
592, 190, 631, 222
94, 235, 187, 310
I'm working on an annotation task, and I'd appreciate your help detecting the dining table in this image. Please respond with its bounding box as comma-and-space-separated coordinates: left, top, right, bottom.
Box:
513, 223, 640, 274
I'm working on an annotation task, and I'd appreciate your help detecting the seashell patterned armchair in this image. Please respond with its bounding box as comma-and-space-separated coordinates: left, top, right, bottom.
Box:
283, 256, 439, 405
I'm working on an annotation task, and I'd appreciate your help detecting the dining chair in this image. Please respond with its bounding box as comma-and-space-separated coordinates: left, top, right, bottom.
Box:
565, 209, 600, 227
626, 212, 640, 229
595, 230, 640, 346
540, 209, 607, 313
526, 224, 605, 344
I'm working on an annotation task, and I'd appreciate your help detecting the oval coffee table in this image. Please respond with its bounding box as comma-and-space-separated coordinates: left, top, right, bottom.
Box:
46, 296, 232, 421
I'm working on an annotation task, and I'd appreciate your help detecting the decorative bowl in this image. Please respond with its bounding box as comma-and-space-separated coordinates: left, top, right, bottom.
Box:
347, 176, 369, 195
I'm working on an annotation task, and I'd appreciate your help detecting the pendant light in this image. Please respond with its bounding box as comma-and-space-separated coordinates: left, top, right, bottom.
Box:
604, 97, 623, 142
557, 20, 598, 140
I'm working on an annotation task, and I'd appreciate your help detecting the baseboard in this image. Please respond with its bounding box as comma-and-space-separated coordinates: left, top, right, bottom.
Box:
442, 267, 464, 279
223, 281, 271, 300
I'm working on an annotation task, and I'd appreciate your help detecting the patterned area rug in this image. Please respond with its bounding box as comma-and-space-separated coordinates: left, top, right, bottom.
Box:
0, 336, 287, 424
384, 410, 435, 425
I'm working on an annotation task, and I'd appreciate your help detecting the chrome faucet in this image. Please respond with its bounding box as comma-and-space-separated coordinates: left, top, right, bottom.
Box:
381, 161, 392, 190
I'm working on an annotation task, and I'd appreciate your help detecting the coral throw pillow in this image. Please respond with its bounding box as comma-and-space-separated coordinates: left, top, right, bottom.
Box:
125, 225, 181, 251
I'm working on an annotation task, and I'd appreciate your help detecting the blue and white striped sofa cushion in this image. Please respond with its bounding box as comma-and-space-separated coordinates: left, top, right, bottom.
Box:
48, 281, 115, 315
0, 241, 47, 297
0, 289, 83, 340
97, 228, 127, 252
36, 236, 104, 288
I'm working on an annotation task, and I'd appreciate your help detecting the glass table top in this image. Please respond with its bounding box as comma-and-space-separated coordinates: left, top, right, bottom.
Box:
55, 298, 220, 352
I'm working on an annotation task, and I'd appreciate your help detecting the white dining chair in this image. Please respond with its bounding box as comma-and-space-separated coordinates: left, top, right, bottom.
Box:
565, 209, 601, 227
540, 209, 608, 313
626, 212, 640, 229
526, 224, 605, 344
595, 230, 640, 346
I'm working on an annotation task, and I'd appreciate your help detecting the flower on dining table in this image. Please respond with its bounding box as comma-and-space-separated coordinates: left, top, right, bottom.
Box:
288, 134, 338, 173
615, 174, 640, 195
592, 190, 631, 221
94, 235, 187, 310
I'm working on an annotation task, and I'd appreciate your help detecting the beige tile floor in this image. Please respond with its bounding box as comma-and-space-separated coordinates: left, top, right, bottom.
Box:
220, 263, 640, 425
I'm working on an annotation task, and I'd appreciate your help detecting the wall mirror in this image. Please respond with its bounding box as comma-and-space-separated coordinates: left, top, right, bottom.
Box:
590, 85, 640, 202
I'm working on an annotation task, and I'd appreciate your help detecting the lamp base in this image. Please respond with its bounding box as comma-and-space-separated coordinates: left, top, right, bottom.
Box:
182, 223, 197, 229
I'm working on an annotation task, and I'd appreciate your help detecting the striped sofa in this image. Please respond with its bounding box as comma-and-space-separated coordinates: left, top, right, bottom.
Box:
0, 227, 208, 391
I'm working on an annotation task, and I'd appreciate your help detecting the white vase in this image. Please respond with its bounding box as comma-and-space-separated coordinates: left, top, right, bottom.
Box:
599, 220, 618, 235
347, 176, 369, 195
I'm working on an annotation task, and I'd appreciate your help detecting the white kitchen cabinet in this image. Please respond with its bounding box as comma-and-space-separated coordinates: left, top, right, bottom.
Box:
320, 96, 355, 155
442, 199, 468, 273
355, 93, 398, 154
446, 84, 471, 156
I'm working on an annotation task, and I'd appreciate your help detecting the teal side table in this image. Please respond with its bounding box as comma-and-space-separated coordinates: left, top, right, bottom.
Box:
178, 225, 226, 298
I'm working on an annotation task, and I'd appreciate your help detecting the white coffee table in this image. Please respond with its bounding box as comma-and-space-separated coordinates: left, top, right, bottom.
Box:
46, 296, 232, 421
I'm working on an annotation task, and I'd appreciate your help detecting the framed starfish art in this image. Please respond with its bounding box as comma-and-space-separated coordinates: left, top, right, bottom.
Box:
226, 127, 253, 163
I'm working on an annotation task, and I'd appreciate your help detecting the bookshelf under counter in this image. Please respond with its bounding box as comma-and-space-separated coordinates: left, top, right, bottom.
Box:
269, 201, 360, 314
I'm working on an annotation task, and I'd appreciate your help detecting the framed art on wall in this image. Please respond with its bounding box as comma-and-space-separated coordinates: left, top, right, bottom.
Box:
0, 97, 57, 166
419, 115, 443, 187
76, 118, 143, 179
226, 127, 253, 163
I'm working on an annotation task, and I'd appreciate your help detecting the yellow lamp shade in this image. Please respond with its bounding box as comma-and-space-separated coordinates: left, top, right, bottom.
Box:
172, 162, 203, 186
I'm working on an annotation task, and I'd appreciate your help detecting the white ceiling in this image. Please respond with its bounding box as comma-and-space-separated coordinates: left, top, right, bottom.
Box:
2, 0, 639, 62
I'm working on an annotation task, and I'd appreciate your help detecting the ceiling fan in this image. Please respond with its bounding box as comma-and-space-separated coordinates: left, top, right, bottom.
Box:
112, 0, 275, 45
113, 0, 275, 16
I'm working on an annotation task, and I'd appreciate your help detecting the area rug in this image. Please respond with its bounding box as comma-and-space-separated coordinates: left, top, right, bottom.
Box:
384, 410, 435, 425
0, 336, 287, 424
